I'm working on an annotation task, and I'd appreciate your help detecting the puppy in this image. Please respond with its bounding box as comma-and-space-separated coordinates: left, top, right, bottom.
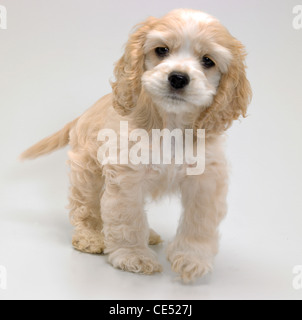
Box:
21, 9, 251, 282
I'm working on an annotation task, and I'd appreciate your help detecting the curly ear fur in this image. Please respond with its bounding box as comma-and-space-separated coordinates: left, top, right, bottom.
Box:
112, 17, 158, 116
194, 39, 252, 136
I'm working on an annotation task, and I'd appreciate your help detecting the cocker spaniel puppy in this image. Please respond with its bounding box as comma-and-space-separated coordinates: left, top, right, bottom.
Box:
21, 9, 251, 282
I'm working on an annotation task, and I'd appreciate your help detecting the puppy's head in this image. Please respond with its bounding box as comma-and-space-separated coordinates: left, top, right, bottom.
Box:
112, 9, 252, 134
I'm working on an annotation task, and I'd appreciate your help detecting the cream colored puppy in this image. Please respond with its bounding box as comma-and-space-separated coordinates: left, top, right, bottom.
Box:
21, 9, 252, 282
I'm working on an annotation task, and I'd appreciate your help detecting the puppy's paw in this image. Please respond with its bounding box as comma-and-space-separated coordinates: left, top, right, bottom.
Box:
170, 253, 213, 283
167, 245, 213, 283
108, 247, 163, 275
72, 232, 105, 254
149, 228, 163, 245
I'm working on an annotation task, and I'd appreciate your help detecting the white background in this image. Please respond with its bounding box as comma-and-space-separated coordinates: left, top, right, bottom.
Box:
0, 0, 302, 300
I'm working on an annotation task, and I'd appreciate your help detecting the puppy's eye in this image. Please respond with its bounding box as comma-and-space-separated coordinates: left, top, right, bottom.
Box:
155, 47, 169, 58
202, 56, 215, 69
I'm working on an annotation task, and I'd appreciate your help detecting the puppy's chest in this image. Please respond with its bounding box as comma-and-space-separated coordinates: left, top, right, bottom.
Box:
145, 133, 188, 185
145, 163, 186, 196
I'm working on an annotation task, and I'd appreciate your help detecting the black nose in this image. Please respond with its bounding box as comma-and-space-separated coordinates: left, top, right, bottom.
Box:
168, 72, 190, 90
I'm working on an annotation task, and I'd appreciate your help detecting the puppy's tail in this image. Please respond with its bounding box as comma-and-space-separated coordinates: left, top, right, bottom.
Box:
20, 118, 79, 160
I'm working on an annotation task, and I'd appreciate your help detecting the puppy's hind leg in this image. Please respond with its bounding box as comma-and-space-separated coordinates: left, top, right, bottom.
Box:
149, 228, 163, 245
68, 157, 105, 254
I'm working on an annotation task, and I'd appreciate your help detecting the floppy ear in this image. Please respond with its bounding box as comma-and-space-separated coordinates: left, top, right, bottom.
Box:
112, 17, 158, 116
194, 39, 252, 135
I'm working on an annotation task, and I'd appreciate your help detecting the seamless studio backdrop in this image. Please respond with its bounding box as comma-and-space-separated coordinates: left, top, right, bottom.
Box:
0, 0, 302, 300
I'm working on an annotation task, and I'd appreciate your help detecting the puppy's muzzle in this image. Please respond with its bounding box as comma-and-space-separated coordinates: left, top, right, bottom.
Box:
168, 72, 190, 90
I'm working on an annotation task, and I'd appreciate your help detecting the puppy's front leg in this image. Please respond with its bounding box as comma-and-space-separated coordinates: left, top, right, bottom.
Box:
101, 166, 162, 275
167, 163, 228, 282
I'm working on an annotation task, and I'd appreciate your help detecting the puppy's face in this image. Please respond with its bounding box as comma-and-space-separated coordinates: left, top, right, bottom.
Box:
142, 11, 232, 115
112, 9, 252, 134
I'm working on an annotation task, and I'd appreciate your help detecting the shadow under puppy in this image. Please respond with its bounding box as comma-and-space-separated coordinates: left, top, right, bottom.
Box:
21, 9, 252, 283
